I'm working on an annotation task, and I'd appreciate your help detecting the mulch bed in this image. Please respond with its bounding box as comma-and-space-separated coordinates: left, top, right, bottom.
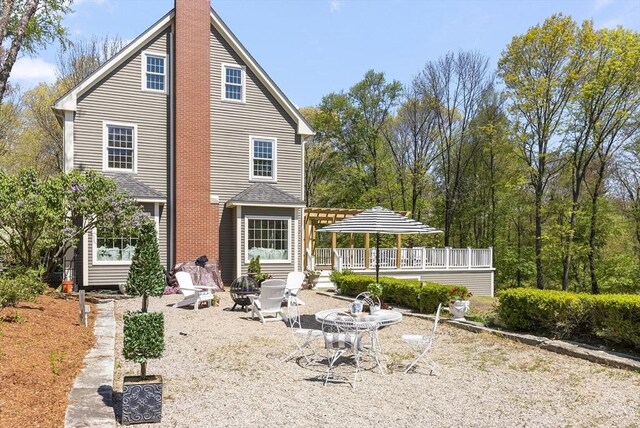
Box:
0, 293, 96, 427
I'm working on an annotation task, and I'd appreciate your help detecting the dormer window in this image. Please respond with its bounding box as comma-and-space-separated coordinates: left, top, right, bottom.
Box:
222, 63, 245, 102
250, 136, 276, 182
142, 52, 166, 92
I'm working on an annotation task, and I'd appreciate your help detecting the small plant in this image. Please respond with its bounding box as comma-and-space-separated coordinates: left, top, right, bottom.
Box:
449, 286, 473, 303
304, 268, 320, 277
248, 256, 262, 274
366, 282, 383, 299
254, 273, 271, 283
49, 350, 65, 377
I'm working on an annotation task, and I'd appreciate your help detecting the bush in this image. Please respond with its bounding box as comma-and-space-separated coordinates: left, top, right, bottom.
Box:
333, 273, 464, 314
123, 311, 165, 364
0, 269, 47, 310
498, 288, 640, 352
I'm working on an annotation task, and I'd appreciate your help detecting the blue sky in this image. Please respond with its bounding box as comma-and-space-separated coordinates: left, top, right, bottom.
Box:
10, 0, 640, 108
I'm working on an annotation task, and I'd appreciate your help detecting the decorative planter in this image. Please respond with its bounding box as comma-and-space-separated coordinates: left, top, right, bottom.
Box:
62, 279, 74, 293
449, 299, 470, 321
122, 375, 163, 425
305, 275, 319, 289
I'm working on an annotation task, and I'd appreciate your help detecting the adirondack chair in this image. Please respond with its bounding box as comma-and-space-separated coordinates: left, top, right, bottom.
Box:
175, 271, 213, 310
284, 271, 306, 306
250, 279, 286, 323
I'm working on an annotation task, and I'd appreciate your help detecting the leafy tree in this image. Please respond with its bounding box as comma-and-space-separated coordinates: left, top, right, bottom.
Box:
498, 14, 587, 289
0, 169, 143, 277
0, 0, 72, 103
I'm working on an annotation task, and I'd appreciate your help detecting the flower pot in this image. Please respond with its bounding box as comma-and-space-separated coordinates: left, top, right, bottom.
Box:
449, 299, 470, 321
122, 375, 163, 425
305, 275, 319, 289
62, 279, 74, 293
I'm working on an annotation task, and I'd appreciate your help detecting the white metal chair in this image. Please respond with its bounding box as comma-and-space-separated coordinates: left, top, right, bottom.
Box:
322, 311, 364, 388
355, 291, 381, 311
284, 271, 306, 306
174, 271, 213, 310
250, 279, 286, 323
283, 303, 323, 364
402, 303, 442, 374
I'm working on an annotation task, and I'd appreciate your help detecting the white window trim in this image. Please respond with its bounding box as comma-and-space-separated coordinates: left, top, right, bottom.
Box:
92, 203, 160, 266
244, 215, 291, 264
141, 51, 167, 93
102, 121, 138, 173
221, 63, 246, 103
249, 136, 277, 182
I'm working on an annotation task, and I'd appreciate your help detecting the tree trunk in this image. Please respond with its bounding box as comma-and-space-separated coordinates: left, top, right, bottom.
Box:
535, 187, 544, 289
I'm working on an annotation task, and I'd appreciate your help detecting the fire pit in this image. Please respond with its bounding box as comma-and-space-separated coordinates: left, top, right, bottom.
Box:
229, 275, 260, 311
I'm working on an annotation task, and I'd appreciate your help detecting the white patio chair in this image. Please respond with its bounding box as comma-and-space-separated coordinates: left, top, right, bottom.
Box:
175, 271, 213, 311
250, 279, 286, 323
402, 303, 442, 374
322, 311, 364, 388
283, 303, 323, 364
284, 271, 306, 306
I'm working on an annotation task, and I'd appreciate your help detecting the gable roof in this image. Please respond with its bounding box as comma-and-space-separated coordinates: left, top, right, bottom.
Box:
53, 8, 314, 137
108, 173, 166, 202
226, 183, 305, 208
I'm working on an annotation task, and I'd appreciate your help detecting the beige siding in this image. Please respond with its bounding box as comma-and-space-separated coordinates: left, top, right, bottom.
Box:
420, 271, 494, 297
74, 31, 169, 286
210, 26, 304, 283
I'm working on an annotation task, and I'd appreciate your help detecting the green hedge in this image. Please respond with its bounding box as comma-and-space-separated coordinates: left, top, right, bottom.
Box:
123, 311, 165, 364
498, 288, 640, 352
332, 272, 465, 314
0, 270, 47, 310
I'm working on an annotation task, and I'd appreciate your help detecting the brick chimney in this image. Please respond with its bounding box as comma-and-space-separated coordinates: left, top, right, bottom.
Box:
174, 0, 218, 263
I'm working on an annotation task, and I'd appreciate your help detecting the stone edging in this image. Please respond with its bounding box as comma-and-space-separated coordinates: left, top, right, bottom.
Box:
316, 291, 640, 372
64, 300, 116, 428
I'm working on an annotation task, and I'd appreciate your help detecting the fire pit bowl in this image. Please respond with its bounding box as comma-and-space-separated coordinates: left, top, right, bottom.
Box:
229, 275, 260, 311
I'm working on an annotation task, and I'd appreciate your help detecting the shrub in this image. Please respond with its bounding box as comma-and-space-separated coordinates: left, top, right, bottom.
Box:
123, 312, 165, 363
333, 273, 464, 314
498, 288, 640, 352
0, 269, 47, 311
248, 256, 261, 274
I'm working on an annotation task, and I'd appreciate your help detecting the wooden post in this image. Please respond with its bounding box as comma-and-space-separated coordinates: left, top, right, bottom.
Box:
364, 233, 370, 269
396, 235, 402, 269
79, 290, 88, 327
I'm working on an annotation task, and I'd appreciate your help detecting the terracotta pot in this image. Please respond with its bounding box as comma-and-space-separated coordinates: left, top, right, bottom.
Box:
62, 279, 74, 293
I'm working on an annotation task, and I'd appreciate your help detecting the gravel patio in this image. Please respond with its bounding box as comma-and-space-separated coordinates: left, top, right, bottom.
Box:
114, 290, 640, 428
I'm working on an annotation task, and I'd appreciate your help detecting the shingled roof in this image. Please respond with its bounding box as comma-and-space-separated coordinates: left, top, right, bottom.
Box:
108, 173, 166, 201
226, 183, 305, 207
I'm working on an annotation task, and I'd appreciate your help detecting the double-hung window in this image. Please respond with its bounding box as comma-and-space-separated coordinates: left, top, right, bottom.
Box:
104, 122, 136, 172
246, 217, 290, 262
222, 64, 245, 102
250, 137, 276, 181
142, 52, 166, 92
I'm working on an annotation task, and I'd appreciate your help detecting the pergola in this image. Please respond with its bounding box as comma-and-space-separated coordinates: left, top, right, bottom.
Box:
303, 207, 410, 270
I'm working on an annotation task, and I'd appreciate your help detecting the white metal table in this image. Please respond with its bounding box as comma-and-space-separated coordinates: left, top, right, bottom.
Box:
315, 308, 402, 373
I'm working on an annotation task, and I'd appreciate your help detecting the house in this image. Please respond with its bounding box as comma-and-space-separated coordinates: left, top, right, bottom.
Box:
54, 0, 313, 287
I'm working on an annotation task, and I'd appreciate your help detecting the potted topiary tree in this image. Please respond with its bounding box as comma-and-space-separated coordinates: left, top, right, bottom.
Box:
121, 217, 166, 425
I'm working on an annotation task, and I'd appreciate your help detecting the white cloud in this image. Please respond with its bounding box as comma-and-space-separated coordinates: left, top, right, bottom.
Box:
329, 0, 342, 13
593, 0, 614, 12
9, 57, 57, 86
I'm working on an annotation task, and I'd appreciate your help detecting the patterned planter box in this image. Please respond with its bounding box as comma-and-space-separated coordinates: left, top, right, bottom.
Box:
122, 375, 163, 425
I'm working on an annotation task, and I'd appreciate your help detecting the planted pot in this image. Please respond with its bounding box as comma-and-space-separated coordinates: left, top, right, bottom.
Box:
122, 375, 163, 425
62, 279, 73, 293
305, 274, 319, 289
449, 299, 470, 321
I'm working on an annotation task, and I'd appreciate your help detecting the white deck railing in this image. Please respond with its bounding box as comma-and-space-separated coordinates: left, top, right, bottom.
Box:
314, 247, 493, 270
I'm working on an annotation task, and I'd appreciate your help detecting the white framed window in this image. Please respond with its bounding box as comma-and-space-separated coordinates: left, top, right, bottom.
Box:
245, 216, 291, 263
93, 203, 159, 265
103, 122, 137, 173
142, 52, 166, 92
249, 136, 276, 182
221, 63, 245, 102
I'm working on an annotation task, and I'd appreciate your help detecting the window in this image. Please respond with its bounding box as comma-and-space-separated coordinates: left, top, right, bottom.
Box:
104, 123, 136, 172
143, 52, 166, 92
94, 204, 158, 264
222, 64, 245, 102
246, 218, 290, 262
250, 137, 276, 181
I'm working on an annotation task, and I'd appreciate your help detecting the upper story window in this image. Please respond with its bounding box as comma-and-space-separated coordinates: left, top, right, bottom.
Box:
103, 122, 137, 172
142, 52, 166, 92
222, 63, 245, 102
250, 137, 276, 181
